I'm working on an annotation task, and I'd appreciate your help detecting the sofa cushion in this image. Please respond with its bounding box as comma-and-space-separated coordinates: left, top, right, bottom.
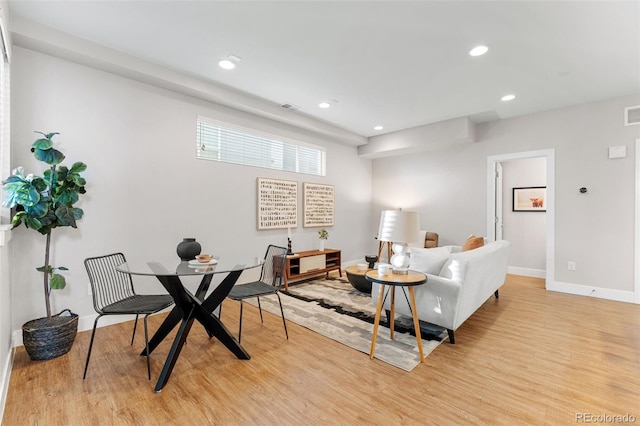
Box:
439, 255, 467, 282
409, 246, 451, 274
462, 235, 484, 251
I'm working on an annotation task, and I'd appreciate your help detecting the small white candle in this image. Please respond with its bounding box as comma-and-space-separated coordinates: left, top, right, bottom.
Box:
287, 227, 291, 240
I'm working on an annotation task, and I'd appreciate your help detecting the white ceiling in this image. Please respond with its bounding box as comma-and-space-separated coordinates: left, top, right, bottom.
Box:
7, 1, 640, 138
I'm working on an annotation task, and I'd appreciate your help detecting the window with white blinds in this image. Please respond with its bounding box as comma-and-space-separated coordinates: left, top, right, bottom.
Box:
196, 116, 327, 176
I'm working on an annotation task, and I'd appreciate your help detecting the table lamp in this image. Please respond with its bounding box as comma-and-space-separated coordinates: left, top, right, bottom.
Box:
377, 210, 419, 274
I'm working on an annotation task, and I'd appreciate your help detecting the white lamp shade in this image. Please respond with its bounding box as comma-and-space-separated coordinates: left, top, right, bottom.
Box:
377, 210, 420, 244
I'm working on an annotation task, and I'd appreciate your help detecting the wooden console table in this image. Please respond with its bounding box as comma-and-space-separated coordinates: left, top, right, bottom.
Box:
277, 249, 342, 290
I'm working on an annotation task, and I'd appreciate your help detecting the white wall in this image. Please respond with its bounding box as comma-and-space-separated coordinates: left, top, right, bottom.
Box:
372, 94, 640, 298
502, 157, 546, 273
9, 46, 373, 331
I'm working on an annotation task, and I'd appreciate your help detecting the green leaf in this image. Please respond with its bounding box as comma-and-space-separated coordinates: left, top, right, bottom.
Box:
43, 132, 59, 140
10, 211, 26, 227
44, 166, 67, 182
32, 138, 53, 150
24, 200, 49, 218
37, 210, 56, 227
36, 265, 53, 274
54, 205, 77, 227
24, 216, 42, 230
70, 162, 87, 173
55, 188, 79, 205
72, 176, 86, 186
49, 273, 66, 290
72, 207, 84, 220
32, 177, 48, 192
57, 266, 69, 271
33, 148, 65, 165
2, 180, 40, 207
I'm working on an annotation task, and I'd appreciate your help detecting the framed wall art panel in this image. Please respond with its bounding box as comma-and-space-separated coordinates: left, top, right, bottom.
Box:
303, 182, 334, 227
512, 186, 546, 212
257, 178, 298, 229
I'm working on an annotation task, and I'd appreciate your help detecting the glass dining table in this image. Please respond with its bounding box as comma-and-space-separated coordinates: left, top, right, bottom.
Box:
116, 256, 262, 392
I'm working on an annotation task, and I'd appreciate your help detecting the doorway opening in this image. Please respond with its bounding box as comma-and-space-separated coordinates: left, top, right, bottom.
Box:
487, 149, 555, 288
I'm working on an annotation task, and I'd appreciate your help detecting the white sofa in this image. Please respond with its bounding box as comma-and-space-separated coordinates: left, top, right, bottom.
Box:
371, 240, 511, 344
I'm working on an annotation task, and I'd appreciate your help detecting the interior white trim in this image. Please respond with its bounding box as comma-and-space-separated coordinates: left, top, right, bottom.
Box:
635, 138, 640, 303
0, 346, 13, 422
507, 266, 546, 279
487, 149, 555, 288
548, 280, 635, 304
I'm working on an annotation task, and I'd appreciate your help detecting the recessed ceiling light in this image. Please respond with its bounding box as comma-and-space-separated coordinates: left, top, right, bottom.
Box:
469, 45, 489, 57
318, 102, 331, 109
218, 59, 236, 70
501, 94, 516, 101
374, 125, 384, 131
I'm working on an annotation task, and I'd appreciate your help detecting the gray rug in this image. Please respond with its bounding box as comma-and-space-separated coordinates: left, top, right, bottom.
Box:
247, 276, 447, 371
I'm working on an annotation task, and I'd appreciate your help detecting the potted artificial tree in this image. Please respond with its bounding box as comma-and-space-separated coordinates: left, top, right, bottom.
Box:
2, 131, 87, 360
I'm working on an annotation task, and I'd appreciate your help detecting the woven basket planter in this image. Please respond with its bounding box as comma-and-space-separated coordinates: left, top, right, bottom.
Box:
22, 309, 79, 361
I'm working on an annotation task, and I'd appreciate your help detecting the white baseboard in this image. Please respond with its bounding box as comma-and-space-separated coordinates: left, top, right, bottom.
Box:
547, 280, 636, 304
508, 266, 546, 279
0, 346, 14, 423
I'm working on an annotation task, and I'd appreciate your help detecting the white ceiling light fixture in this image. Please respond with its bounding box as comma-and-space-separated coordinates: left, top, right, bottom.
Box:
318, 102, 331, 109
501, 94, 516, 101
218, 59, 236, 70
469, 45, 489, 57
218, 54, 242, 70
374, 125, 384, 131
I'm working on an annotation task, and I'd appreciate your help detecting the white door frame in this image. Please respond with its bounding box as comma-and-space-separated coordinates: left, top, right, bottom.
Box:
487, 149, 555, 288
635, 139, 640, 303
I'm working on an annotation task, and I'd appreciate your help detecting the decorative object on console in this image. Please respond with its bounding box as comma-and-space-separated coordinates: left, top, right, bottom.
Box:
286, 227, 295, 255
377, 210, 420, 275
177, 238, 201, 260
317, 228, 328, 252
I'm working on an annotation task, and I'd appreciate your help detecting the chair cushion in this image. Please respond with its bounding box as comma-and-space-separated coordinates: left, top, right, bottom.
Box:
228, 281, 279, 300
409, 246, 451, 274
102, 294, 174, 314
462, 235, 484, 251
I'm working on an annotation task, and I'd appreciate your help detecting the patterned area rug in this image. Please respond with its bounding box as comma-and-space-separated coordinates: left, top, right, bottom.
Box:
247, 276, 447, 371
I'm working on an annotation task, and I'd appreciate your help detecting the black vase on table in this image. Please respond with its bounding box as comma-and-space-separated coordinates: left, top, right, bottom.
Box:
177, 238, 201, 261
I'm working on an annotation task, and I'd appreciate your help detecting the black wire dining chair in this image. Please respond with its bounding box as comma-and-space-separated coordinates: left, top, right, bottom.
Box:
83, 252, 174, 380
223, 245, 289, 343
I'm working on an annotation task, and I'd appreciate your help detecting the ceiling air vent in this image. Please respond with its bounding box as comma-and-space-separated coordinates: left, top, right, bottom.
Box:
281, 103, 301, 111
624, 105, 640, 126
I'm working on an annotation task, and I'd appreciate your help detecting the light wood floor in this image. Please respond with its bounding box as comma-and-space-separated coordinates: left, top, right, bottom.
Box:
2, 274, 639, 425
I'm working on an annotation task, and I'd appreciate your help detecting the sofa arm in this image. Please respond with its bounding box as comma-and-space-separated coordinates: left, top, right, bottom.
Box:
371, 274, 462, 330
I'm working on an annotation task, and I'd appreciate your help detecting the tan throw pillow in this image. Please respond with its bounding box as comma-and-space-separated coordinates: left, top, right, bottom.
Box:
462, 235, 484, 251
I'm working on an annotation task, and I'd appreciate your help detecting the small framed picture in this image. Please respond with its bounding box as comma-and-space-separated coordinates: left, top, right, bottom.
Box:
512, 186, 546, 212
